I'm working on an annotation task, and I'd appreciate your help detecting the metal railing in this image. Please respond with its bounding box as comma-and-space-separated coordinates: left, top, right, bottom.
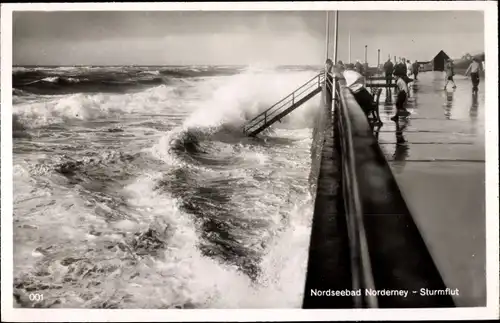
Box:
242, 72, 325, 136
304, 72, 454, 308
334, 77, 378, 308
365, 76, 397, 89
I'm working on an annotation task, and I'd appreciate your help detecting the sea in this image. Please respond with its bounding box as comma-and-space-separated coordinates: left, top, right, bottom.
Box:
11, 65, 323, 308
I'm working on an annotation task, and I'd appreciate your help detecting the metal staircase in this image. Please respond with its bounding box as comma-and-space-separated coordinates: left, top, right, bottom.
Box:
242, 72, 325, 137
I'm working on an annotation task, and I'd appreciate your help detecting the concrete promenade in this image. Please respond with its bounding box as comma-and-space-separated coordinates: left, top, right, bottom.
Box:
375, 71, 486, 306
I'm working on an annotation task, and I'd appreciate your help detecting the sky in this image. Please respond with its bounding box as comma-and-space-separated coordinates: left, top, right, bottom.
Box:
13, 10, 485, 66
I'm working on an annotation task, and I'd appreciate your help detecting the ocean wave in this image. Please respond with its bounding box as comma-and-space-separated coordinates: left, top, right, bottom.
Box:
12, 84, 181, 128
13, 65, 318, 308
12, 88, 33, 97
12, 66, 243, 95
140, 70, 161, 76
17, 151, 138, 180
182, 69, 321, 131
14, 75, 168, 95
13, 66, 320, 133
142, 68, 321, 169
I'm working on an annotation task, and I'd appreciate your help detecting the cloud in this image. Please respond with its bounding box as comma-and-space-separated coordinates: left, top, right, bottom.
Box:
12, 11, 484, 65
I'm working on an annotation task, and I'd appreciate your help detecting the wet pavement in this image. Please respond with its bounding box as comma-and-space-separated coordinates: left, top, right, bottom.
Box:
375, 71, 486, 307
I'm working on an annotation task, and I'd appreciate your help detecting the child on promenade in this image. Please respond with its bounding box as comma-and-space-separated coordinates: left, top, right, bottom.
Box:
444, 59, 457, 90
391, 74, 411, 121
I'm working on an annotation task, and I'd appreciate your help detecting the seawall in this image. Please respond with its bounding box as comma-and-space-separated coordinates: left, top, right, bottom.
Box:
304, 82, 353, 308
303, 78, 455, 308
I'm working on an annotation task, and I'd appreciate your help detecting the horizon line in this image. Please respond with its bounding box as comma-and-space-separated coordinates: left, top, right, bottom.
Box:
12, 64, 325, 67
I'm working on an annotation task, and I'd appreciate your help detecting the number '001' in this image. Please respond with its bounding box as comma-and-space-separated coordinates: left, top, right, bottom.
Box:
29, 293, 43, 302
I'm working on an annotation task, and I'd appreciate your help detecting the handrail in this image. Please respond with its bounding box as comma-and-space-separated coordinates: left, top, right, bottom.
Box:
304, 72, 454, 308
245, 73, 323, 128
335, 78, 378, 308
243, 72, 325, 135
265, 81, 319, 118
245, 72, 323, 125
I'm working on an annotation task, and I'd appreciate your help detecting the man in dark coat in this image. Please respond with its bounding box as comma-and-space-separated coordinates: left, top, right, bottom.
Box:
383, 57, 395, 88
412, 60, 420, 80
394, 57, 412, 84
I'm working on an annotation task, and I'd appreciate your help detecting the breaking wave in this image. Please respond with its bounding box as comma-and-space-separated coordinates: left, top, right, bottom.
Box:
13, 65, 320, 308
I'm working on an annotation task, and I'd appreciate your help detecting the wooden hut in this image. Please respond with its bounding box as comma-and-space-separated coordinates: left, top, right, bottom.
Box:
431, 50, 450, 71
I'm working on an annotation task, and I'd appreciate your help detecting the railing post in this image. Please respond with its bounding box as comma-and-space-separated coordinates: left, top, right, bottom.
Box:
292, 92, 295, 105
332, 79, 336, 113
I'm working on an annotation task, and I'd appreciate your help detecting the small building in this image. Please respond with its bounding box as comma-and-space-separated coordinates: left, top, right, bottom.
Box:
431, 50, 450, 71
416, 61, 431, 72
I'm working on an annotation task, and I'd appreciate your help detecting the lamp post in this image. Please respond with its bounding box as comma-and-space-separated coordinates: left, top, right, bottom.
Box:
348, 31, 351, 64
364, 45, 368, 64
333, 11, 339, 64
377, 49, 380, 69
325, 12, 330, 60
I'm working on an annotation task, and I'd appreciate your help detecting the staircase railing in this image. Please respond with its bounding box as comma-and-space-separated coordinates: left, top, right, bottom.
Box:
243, 72, 325, 136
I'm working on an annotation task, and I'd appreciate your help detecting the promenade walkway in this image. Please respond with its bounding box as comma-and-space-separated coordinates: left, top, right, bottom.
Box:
375, 71, 486, 306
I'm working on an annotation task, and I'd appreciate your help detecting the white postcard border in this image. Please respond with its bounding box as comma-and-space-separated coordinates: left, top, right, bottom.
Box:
1, 1, 498, 321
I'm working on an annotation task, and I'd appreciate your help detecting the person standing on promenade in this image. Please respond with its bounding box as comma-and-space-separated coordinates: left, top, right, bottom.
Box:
355, 60, 364, 75
444, 59, 457, 90
394, 58, 410, 81
391, 74, 411, 121
406, 59, 413, 78
412, 60, 420, 80
325, 58, 334, 76
393, 58, 402, 76
325, 58, 334, 99
406, 58, 414, 92
340, 65, 376, 119
394, 58, 412, 96
383, 57, 395, 91
465, 57, 482, 93
398, 58, 408, 77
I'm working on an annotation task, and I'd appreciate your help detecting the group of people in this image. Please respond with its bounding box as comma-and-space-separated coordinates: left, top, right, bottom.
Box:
440, 57, 484, 93
325, 58, 408, 123
394, 58, 419, 118
384, 57, 420, 84
382, 57, 418, 120
325, 54, 484, 124
433, 57, 483, 93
